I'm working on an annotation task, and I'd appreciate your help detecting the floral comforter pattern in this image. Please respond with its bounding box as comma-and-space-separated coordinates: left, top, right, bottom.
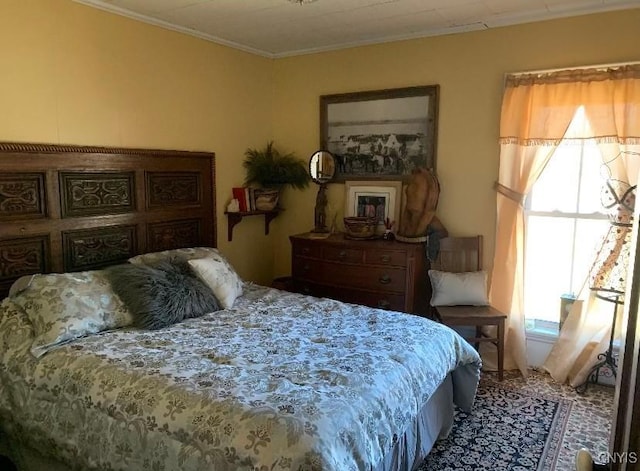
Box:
0, 284, 481, 471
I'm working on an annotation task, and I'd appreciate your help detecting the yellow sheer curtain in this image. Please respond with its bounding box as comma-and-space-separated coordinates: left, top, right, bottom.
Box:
489, 65, 640, 377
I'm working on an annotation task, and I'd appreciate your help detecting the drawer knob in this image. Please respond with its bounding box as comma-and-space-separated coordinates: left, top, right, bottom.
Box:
302, 247, 310, 254
380, 255, 391, 263
379, 274, 391, 284
302, 286, 311, 294
303, 264, 310, 272
378, 300, 391, 309
338, 250, 347, 259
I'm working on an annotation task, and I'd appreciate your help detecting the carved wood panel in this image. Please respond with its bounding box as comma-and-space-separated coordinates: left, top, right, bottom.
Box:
0, 235, 50, 293
146, 172, 201, 208
59, 171, 135, 218
147, 219, 201, 252
62, 225, 137, 272
0, 141, 216, 298
0, 173, 46, 220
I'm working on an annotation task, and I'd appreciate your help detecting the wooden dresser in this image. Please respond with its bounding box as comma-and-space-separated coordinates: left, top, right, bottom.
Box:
289, 232, 429, 314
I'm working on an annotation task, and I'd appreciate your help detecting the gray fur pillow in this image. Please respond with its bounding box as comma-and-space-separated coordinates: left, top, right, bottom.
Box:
105, 259, 220, 330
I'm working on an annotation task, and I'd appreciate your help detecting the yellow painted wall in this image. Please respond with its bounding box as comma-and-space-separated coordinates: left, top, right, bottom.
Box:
2, 2, 640, 285
0, 0, 276, 284
271, 9, 640, 278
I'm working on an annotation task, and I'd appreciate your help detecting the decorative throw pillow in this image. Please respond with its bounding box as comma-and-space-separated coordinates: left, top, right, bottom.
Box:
0, 298, 35, 356
105, 259, 220, 330
11, 271, 133, 358
128, 247, 223, 267
188, 256, 244, 309
8, 275, 35, 297
428, 269, 489, 306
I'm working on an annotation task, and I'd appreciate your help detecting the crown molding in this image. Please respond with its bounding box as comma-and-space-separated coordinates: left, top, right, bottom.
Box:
74, 0, 640, 59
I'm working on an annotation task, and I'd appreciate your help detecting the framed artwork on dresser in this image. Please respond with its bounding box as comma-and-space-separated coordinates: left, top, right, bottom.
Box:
344, 181, 402, 233
320, 85, 439, 182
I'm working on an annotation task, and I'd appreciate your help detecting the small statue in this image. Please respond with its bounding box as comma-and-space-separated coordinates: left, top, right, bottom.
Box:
313, 183, 329, 232
382, 217, 395, 241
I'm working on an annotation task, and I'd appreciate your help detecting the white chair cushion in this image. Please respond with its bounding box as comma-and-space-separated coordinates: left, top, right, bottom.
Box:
428, 269, 489, 306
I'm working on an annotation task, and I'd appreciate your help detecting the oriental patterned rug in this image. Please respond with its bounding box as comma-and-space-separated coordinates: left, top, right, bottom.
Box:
418, 379, 572, 470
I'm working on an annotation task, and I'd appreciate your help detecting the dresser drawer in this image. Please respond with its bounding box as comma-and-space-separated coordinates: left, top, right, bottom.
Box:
329, 287, 406, 311
364, 248, 408, 267
292, 257, 322, 282
332, 265, 406, 292
292, 240, 322, 258
323, 245, 364, 264
293, 281, 405, 312
323, 262, 406, 293
294, 257, 406, 293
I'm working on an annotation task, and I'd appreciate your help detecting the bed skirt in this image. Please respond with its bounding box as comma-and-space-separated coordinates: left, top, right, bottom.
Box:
1, 373, 458, 471
375, 373, 455, 471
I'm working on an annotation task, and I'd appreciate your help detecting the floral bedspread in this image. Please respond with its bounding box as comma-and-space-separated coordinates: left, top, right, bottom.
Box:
0, 284, 481, 471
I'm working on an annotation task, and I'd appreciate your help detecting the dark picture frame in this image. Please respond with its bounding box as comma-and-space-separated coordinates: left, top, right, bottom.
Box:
320, 85, 439, 182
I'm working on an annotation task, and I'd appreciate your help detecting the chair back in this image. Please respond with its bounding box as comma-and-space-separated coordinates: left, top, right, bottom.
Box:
431, 236, 483, 272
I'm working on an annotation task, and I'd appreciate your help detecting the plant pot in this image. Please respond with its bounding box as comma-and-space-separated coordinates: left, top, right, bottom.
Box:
255, 189, 279, 211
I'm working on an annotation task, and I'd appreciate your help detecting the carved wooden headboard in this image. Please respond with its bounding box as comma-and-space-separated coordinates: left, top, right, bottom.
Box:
0, 142, 216, 298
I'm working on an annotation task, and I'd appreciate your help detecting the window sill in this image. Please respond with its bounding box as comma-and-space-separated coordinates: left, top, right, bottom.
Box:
526, 326, 559, 344
526, 320, 622, 351
526, 319, 560, 343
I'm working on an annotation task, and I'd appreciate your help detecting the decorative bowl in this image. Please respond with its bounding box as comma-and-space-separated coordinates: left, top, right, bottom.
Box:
343, 216, 377, 239
255, 189, 279, 211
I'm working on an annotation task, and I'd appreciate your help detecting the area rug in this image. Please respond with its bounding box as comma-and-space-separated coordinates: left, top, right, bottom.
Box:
418, 381, 572, 471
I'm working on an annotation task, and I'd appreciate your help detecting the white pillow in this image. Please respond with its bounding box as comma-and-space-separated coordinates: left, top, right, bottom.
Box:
428, 269, 489, 306
188, 257, 244, 309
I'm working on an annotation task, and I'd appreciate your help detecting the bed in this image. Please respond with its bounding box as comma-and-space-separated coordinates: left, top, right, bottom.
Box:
0, 142, 481, 471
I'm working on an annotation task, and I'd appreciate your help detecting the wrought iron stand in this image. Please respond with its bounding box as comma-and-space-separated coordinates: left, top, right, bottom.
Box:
575, 294, 620, 394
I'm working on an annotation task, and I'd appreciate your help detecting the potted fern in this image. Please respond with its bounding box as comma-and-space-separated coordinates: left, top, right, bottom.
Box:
243, 141, 310, 210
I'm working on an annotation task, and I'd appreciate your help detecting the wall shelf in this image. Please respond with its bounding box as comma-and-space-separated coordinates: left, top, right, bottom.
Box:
224, 210, 280, 241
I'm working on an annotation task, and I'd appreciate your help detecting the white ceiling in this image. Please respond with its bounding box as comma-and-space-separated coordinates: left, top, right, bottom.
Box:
75, 0, 640, 58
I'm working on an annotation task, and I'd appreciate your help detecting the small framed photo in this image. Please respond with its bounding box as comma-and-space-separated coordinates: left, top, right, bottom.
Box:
344, 181, 402, 233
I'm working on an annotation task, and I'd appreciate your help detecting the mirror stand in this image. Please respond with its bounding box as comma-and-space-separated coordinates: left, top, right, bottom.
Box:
313, 183, 329, 233
308, 150, 336, 233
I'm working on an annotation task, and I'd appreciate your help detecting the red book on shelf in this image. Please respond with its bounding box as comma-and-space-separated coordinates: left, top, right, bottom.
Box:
232, 187, 247, 212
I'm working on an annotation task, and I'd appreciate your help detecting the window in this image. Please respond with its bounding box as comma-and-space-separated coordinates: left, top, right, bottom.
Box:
524, 108, 609, 329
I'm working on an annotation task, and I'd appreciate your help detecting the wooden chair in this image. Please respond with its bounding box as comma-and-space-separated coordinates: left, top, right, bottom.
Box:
429, 235, 506, 380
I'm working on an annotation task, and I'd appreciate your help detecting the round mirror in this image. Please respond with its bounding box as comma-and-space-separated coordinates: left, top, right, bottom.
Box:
309, 150, 336, 184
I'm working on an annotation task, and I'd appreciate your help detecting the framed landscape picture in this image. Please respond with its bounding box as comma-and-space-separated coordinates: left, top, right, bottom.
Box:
320, 85, 439, 182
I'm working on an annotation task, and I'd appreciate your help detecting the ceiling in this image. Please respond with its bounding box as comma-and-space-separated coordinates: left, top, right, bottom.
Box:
75, 0, 640, 58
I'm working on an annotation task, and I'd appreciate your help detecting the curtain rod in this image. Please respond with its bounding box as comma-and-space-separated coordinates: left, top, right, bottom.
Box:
507, 60, 640, 77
